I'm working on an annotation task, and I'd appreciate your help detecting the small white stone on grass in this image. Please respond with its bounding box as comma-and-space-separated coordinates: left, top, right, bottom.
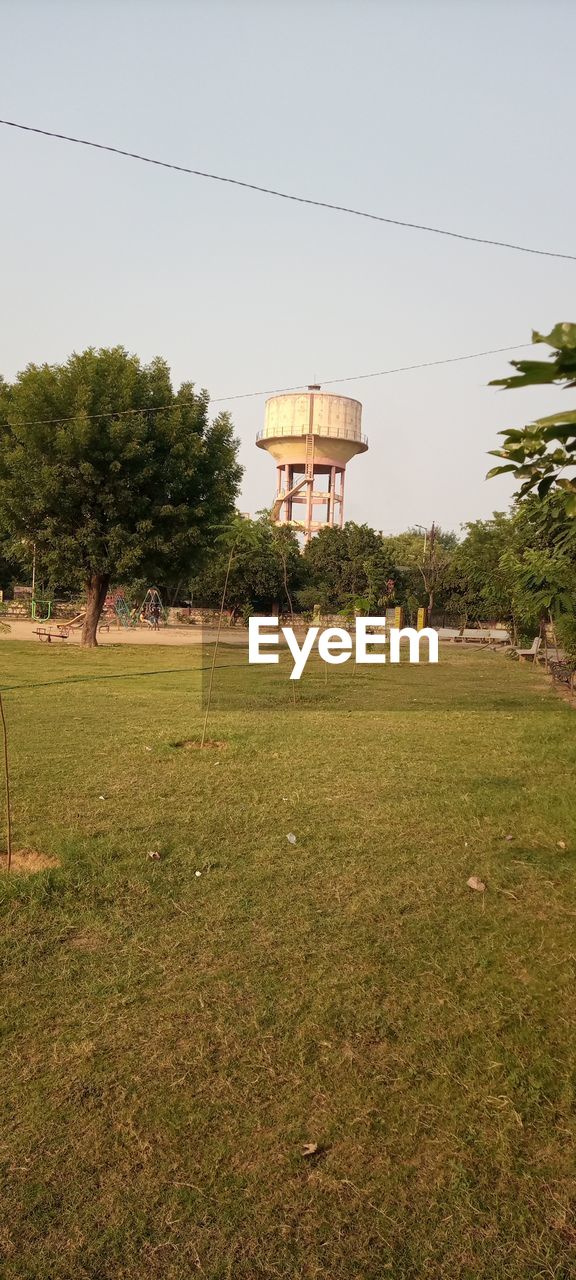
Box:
147, 851, 161, 860
195, 870, 202, 877
287, 833, 297, 845
467, 875, 486, 893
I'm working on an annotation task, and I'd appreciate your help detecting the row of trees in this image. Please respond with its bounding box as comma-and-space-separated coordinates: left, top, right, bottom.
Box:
187, 501, 576, 651
0, 325, 575, 651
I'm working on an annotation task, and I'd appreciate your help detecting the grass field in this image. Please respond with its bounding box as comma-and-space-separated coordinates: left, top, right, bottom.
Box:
0, 640, 575, 1279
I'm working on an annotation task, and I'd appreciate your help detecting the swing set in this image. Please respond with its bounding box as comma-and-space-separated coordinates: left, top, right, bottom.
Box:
109, 587, 167, 629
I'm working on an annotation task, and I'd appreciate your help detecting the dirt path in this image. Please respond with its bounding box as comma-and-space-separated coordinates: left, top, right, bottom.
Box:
1, 619, 250, 647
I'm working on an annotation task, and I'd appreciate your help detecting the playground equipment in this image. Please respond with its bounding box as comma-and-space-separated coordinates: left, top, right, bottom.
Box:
138, 587, 166, 628
59, 610, 86, 629
33, 627, 68, 643
113, 595, 134, 627
56, 609, 110, 635
32, 587, 167, 636
108, 587, 166, 629
31, 598, 52, 622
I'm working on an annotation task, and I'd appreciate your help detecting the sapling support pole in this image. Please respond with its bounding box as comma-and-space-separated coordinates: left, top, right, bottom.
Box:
200, 540, 236, 748
0, 693, 13, 872
276, 534, 297, 707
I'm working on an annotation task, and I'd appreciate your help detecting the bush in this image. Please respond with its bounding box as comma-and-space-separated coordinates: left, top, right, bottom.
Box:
555, 614, 576, 662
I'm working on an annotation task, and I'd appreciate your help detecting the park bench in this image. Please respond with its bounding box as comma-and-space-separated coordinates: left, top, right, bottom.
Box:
516, 637, 541, 663
33, 627, 69, 643
549, 658, 574, 686
547, 651, 576, 690
452, 629, 509, 645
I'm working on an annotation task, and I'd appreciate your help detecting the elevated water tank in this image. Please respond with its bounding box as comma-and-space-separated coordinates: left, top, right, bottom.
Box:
256, 387, 368, 541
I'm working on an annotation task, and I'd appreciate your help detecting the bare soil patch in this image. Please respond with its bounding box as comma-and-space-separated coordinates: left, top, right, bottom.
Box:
0, 848, 60, 875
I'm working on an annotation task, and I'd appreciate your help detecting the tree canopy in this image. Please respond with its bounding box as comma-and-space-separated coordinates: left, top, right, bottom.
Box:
190, 515, 303, 619
302, 523, 396, 613
488, 323, 576, 512
0, 347, 242, 644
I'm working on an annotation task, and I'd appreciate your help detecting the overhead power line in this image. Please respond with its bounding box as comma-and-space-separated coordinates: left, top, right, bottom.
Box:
212, 343, 530, 402
5, 342, 530, 428
1, 117, 574, 262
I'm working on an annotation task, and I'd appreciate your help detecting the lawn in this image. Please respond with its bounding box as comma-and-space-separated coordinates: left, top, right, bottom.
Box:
0, 640, 575, 1279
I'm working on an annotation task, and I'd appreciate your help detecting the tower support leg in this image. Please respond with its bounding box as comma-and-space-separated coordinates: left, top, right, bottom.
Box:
276, 465, 284, 521
328, 466, 336, 525
305, 474, 313, 542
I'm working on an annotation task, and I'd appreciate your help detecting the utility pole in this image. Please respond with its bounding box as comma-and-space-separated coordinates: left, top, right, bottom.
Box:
427, 522, 436, 613
414, 523, 427, 557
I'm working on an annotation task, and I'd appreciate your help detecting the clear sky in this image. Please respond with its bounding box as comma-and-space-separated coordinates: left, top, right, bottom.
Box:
1, 0, 574, 535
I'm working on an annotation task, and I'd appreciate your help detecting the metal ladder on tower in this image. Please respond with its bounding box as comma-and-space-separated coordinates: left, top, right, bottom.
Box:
304, 431, 315, 528
305, 431, 315, 479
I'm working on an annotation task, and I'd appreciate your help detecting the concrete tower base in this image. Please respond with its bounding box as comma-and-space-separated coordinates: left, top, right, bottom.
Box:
274, 460, 345, 542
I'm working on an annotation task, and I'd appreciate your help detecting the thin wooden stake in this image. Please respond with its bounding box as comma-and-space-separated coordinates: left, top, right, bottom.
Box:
277, 535, 297, 707
200, 541, 236, 748
0, 692, 13, 872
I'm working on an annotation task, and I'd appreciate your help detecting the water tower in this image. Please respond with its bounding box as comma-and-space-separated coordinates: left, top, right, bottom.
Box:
256, 386, 368, 542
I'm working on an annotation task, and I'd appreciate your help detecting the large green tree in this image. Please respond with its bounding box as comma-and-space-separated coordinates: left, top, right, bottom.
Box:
488, 323, 576, 511
443, 499, 576, 644
303, 522, 396, 613
486, 325, 576, 650
442, 514, 514, 627
508, 493, 576, 650
0, 347, 242, 645
380, 525, 457, 614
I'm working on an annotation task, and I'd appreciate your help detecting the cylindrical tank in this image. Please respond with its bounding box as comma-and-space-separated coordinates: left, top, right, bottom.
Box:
256, 388, 368, 541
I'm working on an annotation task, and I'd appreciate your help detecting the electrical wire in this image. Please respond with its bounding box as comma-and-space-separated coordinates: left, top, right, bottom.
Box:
1, 118, 574, 262
4, 341, 531, 428
212, 343, 531, 402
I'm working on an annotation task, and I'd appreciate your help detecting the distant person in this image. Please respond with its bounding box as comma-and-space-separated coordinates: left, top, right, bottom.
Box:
150, 599, 161, 630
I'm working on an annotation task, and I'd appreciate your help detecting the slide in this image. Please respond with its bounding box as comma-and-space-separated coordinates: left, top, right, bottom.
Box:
59, 611, 86, 630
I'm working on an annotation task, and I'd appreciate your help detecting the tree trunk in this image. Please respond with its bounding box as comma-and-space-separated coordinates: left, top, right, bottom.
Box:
81, 573, 110, 648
